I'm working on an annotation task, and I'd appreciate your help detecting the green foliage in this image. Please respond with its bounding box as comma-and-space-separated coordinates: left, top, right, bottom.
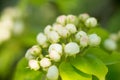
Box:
84, 47, 120, 65
0, 41, 23, 78
59, 62, 92, 80
13, 58, 44, 80
70, 55, 108, 80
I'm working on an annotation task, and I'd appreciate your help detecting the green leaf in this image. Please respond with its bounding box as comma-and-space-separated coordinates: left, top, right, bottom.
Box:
0, 41, 23, 78
12, 58, 44, 80
59, 62, 92, 80
84, 47, 120, 65
70, 55, 108, 80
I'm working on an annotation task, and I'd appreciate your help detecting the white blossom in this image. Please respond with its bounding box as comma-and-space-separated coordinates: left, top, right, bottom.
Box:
66, 15, 78, 25
104, 39, 117, 51
79, 13, 90, 22
49, 44, 63, 55
49, 50, 61, 62
75, 31, 87, 42
47, 31, 60, 43
80, 36, 89, 47
40, 58, 51, 68
64, 42, 80, 56
46, 65, 59, 80
65, 24, 77, 34
36, 33, 48, 47
56, 15, 66, 25
88, 34, 101, 46
85, 17, 97, 27
53, 24, 70, 38
44, 25, 52, 35
28, 60, 40, 71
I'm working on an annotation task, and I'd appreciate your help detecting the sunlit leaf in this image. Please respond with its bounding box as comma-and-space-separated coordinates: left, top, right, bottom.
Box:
70, 55, 108, 80
84, 47, 120, 65
59, 62, 92, 80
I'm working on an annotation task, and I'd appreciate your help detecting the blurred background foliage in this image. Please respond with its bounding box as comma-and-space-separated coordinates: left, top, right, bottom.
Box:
0, 0, 120, 80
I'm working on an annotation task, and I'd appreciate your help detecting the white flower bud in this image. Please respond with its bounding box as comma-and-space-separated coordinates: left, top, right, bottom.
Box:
31, 45, 42, 55
53, 24, 70, 38
88, 34, 101, 46
36, 33, 48, 47
65, 24, 77, 34
28, 60, 40, 71
53, 23, 63, 31
75, 31, 87, 42
46, 65, 59, 80
109, 33, 118, 42
104, 39, 117, 51
40, 58, 51, 68
64, 42, 80, 56
85, 17, 97, 27
44, 25, 52, 35
49, 43, 63, 55
25, 45, 42, 60
66, 15, 78, 25
49, 50, 61, 62
79, 13, 90, 22
47, 31, 60, 43
25, 52, 35, 60
80, 36, 89, 47
56, 15, 66, 25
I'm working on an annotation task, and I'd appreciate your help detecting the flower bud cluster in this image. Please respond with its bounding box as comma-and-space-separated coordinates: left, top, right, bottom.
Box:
25, 13, 101, 80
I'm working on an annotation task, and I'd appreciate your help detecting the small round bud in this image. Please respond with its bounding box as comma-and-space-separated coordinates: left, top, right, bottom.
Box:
46, 65, 59, 80
49, 50, 61, 62
31, 45, 42, 55
85, 17, 97, 27
28, 60, 40, 71
53, 24, 70, 38
25, 52, 35, 60
44, 25, 52, 35
79, 13, 90, 22
75, 31, 87, 42
109, 33, 118, 42
88, 34, 101, 46
64, 42, 80, 56
53, 24, 63, 31
104, 39, 117, 51
56, 15, 66, 25
47, 31, 60, 43
80, 36, 89, 47
66, 15, 78, 25
36, 33, 48, 47
40, 58, 51, 68
49, 43, 63, 55
25, 45, 42, 60
65, 24, 77, 34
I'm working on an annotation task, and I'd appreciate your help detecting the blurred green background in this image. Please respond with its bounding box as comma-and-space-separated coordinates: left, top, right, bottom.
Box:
0, 0, 120, 80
